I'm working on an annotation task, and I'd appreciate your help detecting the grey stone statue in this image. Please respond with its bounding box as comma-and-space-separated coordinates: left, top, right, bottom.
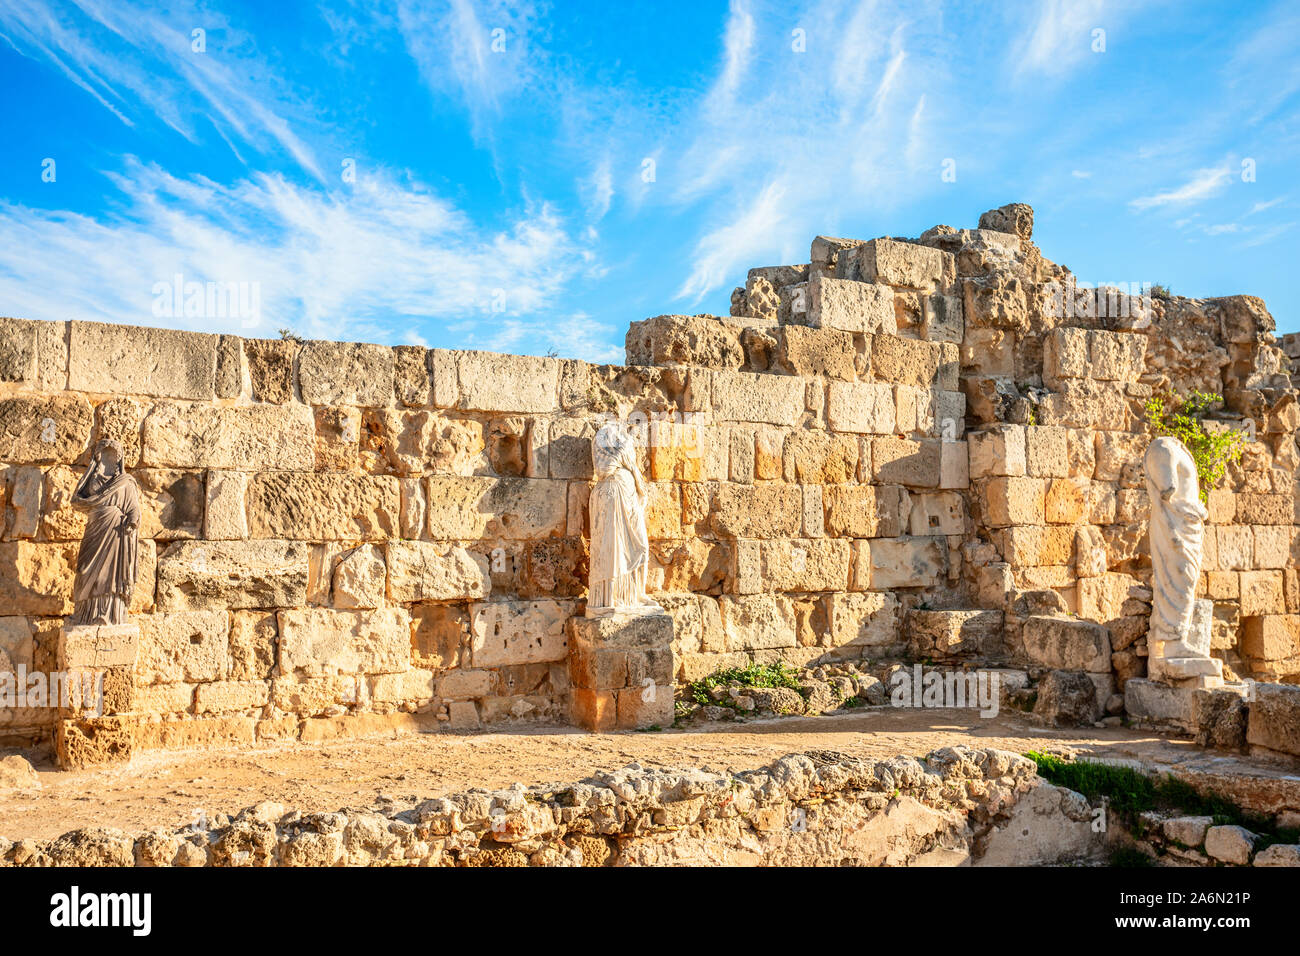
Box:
68, 438, 141, 626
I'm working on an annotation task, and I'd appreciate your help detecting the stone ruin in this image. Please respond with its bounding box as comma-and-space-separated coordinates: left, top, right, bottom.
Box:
2, 201, 1300, 770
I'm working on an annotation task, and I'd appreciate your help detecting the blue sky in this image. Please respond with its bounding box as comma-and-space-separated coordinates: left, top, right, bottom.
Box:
1, 0, 1297, 362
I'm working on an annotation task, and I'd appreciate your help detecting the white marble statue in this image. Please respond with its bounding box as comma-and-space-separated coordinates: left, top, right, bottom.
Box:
1144, 436, 1221, 683
586, 421, 662, 618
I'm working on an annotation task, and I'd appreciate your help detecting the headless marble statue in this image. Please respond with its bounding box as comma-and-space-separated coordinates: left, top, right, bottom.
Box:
68, 439, 141, 627
586, 421, 662, 618
1144, 436, 1221, 684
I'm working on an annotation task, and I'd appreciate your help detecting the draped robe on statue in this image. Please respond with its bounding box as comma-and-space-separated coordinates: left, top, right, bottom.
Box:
1144, 436, 1207, 648
587, 422, 659, 617
68, 460, 141, 627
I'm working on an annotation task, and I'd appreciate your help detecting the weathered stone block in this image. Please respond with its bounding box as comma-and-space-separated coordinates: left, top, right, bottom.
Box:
446, 351, 560, 414
425, 476, 567, 540
827, 381, 895, 434
393, 345, 432, 407
783, 430, 858, 484
386, 541, 491, 602
733, 538, 850, 593
278, 607, 412, 676
57, 624, 140, 670
469, 600, 570, 667
711, 370, 805, 426
824, 485, 907, 538
807, 276, 896, 334
1240, 570, 1285, 616
872, 335, 941, 386
849, 239, 947, 289
141, 402, 315, 471
0, 395, 92, 463
719, 594, 796, 651
826, 592, 900, 650
157, 539, 310, 610
136, 612, 228, 684
0, 540, 77, 614
858, 537, 946, 589
872, 437, 941, 487
1245, 683, 1300, 756
982, 476, 1045, 527
907, 609, 1003, 658
196, 681, 270, 714
625, 314, 744, 369
331, 544, 387, 609
69, 321, 217, 400
776, 326, 856, 380
968, 425, 1026, 478
247, 474, 398, 540
204, 470, 248, 540
708, 483, 802, 538
1022, 616, 1110, 673
298, 340, 395, 407
940, 441, 969, 489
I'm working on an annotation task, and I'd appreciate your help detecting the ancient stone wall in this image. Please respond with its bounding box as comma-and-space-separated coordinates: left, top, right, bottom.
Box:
1, 201, 1298, 756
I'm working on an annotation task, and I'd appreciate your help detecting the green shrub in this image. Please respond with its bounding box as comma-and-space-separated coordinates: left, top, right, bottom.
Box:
687, 660, 802, 706
1143, 390, 1245, 504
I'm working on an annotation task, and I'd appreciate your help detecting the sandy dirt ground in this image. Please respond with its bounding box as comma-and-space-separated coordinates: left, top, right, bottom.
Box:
2, 708, 1294, 841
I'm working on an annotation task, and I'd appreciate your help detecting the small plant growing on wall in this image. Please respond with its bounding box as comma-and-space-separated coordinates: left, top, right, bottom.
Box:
1142, 390, 1245, 503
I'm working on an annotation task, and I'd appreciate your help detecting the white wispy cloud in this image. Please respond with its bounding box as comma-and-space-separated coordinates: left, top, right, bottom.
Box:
1130, 165, 1232, 210
1012, 0, 1110, 77
0, 0, 326, 178
0, 160, 598, 351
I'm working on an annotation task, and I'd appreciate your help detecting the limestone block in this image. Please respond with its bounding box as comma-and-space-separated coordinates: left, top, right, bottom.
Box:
827, 381, 896, 434
0, 540, 77, 614
826, 592, 900, 650
1045, 477, 1089, 524
1236, 493, 1293, 525
872, 336, 940, 387
247, 473, 398, 540
332, 544, 388, 609
708, 483, 802, 538
859, 537, 946, 589
135, 468, 205, 541
386, 541, 491, 602
0, 616, 33, 673
141, 402, 315, 471
1240, 570, 1284, 615
893, 386, 935, 435
313, 406, 361, 472
425, 476, 567, 540
615, 683, 675, 730
1024, 426, 1068, 478
469, 600, 570, 667
204, 470, 248, 540
0, 316, 38, 382
1074, 525, 1108, 578
451, 351, 560, 414
228, 611, 277, 681
824, 484, 908, 538
369, 409, 486, 477
733, 538, 850, 593
872, 437, 941, 488
1037, 380, 1133, 430
7, 464, 43, 537
719, 594, 797, 651
1022, 616, 1111, 672
195, 681, 270, 714
399, 478, 427, 539
1204, 825, 1258, 865
57, 623, 139, 670
907, 609, 1003, 658
1253, 525, 1292, 569
960, 327, 1015, 377
368, 669, 437, 704
940, 441, 969, 489
783, 430, 858, 484
547, 418, 597, 480
1241, 616, 1300, 661
711, 370, 805, 426
135, 682, 195, 715
1246, 683, 1300, 757
393, 345, 432, 407
157, 539, 310, 610
136, 611, 228, 683
278, 607, 413, 676
923, 293, 963, 344
0, 395, 93, 463
968, 425, 1026, 478
907, 492, 966, 536
1254, 845, 1300, 867
848, 238, 947, 289
625, 314, 744, 369
1093, 431, 1148, 484
1215, 526, 1254, 571
777, 326, 856, 380
68, 321, 217, 400
244, 339, 297, 404
962, 274, 1028, 329
982, 476, 1045, 527
438, 668, 491, 700
1000, 526, 1075, 567
807, 276, 896, 334
298, 340, 395, 407
1210, 295, 1274, 343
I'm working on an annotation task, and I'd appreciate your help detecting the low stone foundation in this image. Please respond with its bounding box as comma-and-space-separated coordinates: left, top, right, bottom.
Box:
0, 746, 1107, 867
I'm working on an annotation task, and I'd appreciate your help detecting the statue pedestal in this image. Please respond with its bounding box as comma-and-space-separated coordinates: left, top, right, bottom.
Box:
568, 611, 675, 732
1148, 599, 1222, 689
54, 623, 139, 769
